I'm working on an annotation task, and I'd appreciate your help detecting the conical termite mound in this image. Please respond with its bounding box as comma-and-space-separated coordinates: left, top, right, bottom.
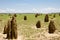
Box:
44, 14, 49, 22
36, 20, 41, 28
35, 14, 40, 18
48, 20, 56, 33
24, 16, 27, 20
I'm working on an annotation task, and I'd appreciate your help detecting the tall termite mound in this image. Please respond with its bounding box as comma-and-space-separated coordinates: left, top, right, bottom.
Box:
3, 16, 12, 34
6, 19, 11, 39
48, 20, 56, 33
36, 20, 41, 28
3, 15, 17, 39
44, 14, 49, 22
3, 25, 8, 34
24, 16, 27, 20
11, 16, 17, 39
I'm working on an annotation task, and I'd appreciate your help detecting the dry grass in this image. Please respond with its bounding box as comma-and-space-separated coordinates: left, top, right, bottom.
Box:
0, 13, 60, 40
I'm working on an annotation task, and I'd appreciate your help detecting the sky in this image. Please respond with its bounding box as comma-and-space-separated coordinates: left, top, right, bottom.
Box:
0, 0, 60, 13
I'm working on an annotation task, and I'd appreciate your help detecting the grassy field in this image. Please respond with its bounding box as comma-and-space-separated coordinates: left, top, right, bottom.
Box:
0, 13, 60, 40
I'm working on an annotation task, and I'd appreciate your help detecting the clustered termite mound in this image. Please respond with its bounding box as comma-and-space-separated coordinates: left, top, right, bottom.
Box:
3, 14, 17, 39
36, 20, 41, 28
24, 16, 27, 20
44, 14, 49, 22
48, 20, 56, 33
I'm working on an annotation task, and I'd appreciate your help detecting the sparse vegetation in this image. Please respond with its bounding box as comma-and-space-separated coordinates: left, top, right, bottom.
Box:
0, 13, 60, 40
